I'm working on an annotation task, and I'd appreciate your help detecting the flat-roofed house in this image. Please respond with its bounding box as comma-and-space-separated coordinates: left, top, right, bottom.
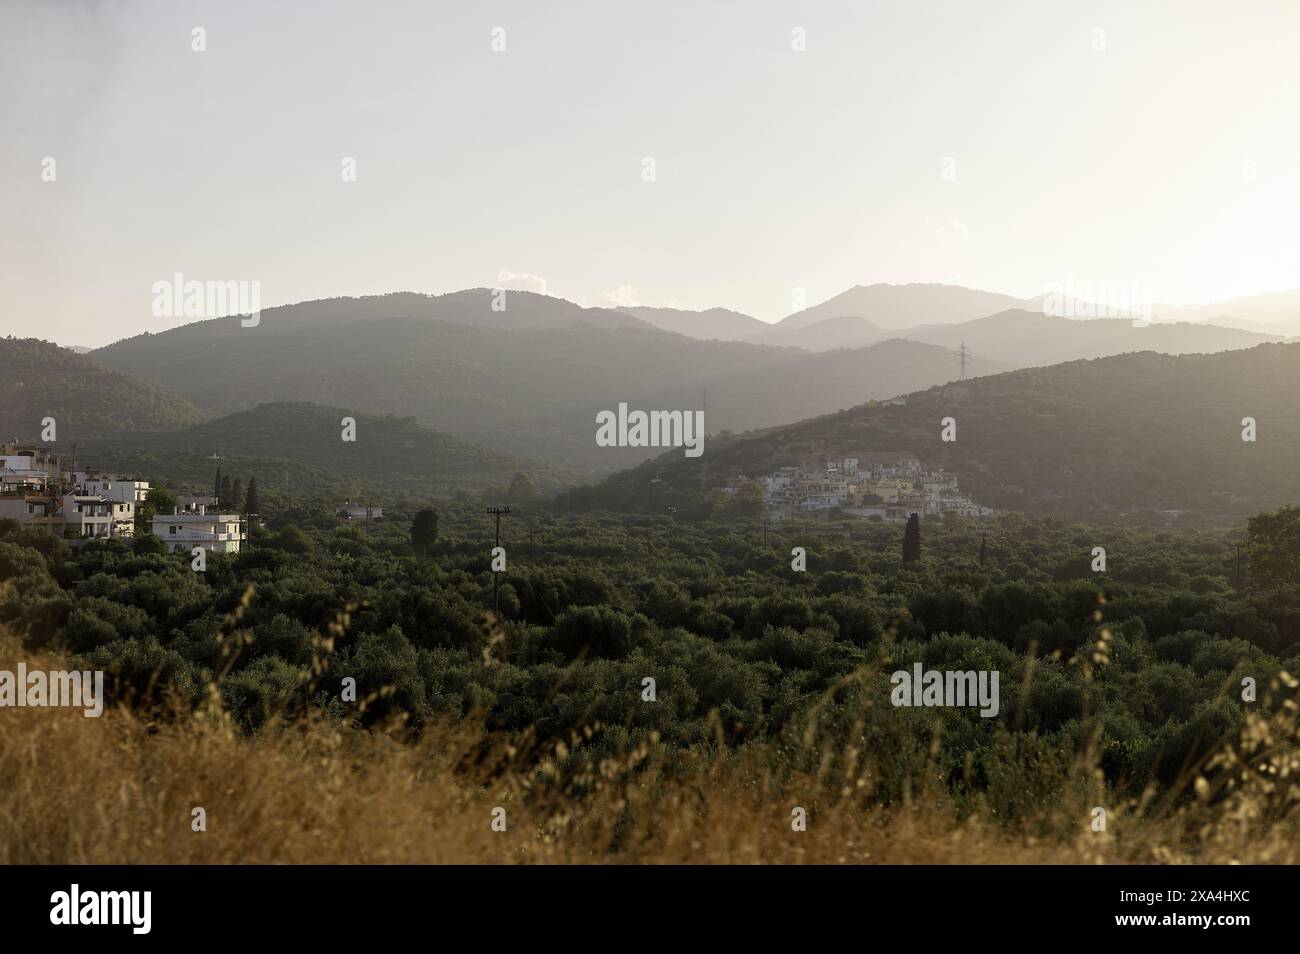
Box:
151, 506, 246, 554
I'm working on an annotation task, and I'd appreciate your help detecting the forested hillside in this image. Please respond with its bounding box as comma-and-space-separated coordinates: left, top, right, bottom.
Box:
0, 338, 211, 436
575, 344, 1300, 519
77, 402, 567, 500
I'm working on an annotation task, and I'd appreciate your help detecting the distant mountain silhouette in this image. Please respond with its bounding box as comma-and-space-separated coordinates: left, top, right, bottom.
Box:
766, 284, 1300, 353
619, 306, 769, 341
101, 290, 646, 348
89, 294, 1001, 475
1191, 315, 1299, 336
902, 309, 1283, 365
750, 316, 887, 351
83, 288, 1298, 477
1151, 289, 1300, 331
775, 282, 1034, 332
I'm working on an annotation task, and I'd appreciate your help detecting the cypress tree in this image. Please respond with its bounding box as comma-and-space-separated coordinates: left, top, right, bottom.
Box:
902, 513, 922, 563
411, 509, 439, 555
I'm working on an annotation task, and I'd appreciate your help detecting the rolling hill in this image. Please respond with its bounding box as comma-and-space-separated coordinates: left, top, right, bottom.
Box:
1152, 289, 1300, 332
762, 284, 1300, 353
0, 338, 211, 438
578, 343, 1300, 519
749, 316, 887, 351
89, 293, 998, 475
85, 288, 1293, 477
618, 306, 769, 341
902, 310, 1283, 366
774, 283, 1034, 332
76, 402, 567, 500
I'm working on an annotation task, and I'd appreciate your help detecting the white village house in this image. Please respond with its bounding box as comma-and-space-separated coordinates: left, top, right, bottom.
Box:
1, 445, 140, 538
2, 443, 251, 549
151, 505, 247, 554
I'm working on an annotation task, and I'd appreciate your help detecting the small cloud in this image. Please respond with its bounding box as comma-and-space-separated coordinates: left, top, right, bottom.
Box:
496, 270, 548, 294
600, 284, 641, 308
933, 217, 971, 242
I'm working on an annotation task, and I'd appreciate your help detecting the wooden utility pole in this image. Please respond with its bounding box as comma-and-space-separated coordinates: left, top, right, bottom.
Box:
486, 506, 511, 612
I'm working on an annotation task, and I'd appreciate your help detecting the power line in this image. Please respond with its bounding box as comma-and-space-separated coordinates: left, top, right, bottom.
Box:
956, 341, 971, 381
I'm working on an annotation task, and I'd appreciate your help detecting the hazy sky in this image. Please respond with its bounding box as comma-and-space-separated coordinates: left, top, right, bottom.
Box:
3, 0, 1298, 347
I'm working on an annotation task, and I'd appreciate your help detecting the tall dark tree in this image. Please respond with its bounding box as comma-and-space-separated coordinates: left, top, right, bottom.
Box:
213, 467, 222, 502
1247, 505, 1300, 586
243, 478, 260, 515
902, 513, 922, 564
137, 486, 178, 535
220, 475, 233, 509
231, 477, 244, 513
411, 508, 439, 554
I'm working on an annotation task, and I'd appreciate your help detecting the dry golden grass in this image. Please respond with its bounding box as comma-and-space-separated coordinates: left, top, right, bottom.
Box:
3, 633, 1300, 864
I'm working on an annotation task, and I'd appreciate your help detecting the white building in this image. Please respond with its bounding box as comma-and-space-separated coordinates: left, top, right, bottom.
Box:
0, 451, 146, 538
79, 476, 149, 504
151, 506, 246, 554
762, 468, 799, 493
1, 446, 59, 498
0, 467, 54, 497
61, 495, 117, 538
0, 494, 58, 530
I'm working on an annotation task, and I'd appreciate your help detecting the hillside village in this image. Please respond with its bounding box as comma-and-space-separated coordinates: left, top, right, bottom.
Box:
1, 442, 390, 551
727, 456, 994, 523
0, 442, 248, 551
